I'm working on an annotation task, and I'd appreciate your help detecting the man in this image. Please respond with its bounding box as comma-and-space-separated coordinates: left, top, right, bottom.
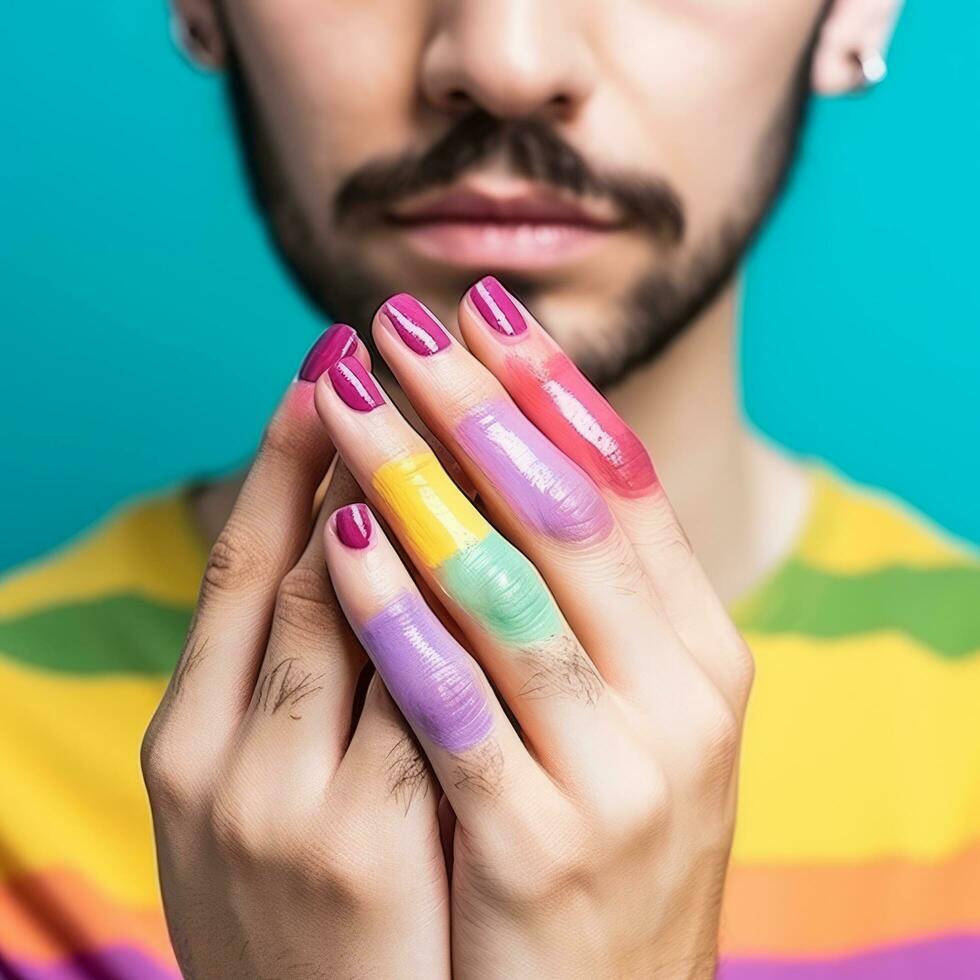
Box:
1, 0, 978, 976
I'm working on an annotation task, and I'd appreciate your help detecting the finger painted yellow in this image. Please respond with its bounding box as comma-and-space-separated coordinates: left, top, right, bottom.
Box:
373, 452, 488, 566
372, 452, 561, 644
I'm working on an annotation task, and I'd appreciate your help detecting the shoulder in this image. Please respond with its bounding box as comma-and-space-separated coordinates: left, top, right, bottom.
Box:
0, 490, 206, 676
735, 466, 979, 660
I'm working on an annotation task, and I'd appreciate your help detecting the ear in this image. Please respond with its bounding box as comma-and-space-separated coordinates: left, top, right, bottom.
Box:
811, 0, 904, 95
170, 0, 228, 71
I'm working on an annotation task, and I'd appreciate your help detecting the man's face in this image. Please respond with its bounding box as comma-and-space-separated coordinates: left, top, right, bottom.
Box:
219, 0, 827, 384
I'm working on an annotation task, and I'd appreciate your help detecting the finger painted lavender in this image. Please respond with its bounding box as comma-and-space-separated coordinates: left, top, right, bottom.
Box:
456, 399, 614, 542
359, 592, 493, 752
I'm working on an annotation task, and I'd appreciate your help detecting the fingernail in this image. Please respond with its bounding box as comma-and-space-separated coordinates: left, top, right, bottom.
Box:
298, 323, 358, 381
382, 293, 451, 356
335, 503, 373, 549
328, 356, 384, 412
468, 276, 527, 339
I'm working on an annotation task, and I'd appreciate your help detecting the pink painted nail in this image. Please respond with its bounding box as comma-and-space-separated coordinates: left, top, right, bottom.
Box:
328, 356, 384, 412
335, 503, 373, 549
383, 293, 451, 356
468, 276, 527, 338
298, 324, 358, 381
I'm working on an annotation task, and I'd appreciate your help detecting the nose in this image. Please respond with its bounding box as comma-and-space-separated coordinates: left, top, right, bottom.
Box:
420, 0, 596, 121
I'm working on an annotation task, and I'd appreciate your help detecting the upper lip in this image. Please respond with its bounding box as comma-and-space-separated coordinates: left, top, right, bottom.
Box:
387, 184, 622, 229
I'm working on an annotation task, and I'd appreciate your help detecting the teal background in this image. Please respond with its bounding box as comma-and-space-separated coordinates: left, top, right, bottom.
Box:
1, 3, 977, 571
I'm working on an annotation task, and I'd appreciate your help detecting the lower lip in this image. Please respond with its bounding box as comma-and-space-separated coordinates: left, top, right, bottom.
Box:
392, 220, 613, 270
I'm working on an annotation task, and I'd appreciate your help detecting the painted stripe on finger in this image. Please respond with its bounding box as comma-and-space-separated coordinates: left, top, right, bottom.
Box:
372, 452, 562, 645
356, 591, 494, 752
505, 351, 658, 499
455, 398, 613, 543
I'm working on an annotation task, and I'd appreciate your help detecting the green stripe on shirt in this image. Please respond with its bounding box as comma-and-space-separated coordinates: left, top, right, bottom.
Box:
0, 594, 191, 675
736, 560, 980, 658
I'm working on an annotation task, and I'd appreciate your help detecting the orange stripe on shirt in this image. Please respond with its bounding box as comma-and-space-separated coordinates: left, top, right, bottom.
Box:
721, 843, 980, 958
0, 867, 174, 967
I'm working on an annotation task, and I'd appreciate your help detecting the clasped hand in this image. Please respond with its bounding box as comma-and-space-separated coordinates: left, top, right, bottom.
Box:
142, 278, 753, 979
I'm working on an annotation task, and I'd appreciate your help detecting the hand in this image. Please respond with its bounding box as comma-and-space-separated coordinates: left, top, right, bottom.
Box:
317, 282, 754, 979
141, 331, 451, 980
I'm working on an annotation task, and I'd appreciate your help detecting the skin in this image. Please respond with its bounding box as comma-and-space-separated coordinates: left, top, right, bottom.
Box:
175, 0, 899, 369
146, 0, 902, 976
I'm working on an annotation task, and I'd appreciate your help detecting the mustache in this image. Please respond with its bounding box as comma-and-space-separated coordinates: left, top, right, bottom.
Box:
333, 111, 685, 244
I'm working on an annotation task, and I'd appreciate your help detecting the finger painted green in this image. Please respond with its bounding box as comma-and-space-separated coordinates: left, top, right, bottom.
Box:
440, 531, 562, 646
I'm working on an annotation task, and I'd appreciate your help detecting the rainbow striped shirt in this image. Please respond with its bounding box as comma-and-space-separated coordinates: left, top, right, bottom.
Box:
1, 470, 977, 978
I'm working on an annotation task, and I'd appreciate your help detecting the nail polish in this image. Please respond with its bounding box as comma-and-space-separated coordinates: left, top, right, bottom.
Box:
298, 323, 358, 382
335, 503, 373, 549
383, 293, 451, 356
468, 276, 527, 338
328, 356, 384, 412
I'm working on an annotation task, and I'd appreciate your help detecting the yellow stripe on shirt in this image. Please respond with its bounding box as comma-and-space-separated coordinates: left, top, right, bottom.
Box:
0, 657, 166, 906
0, 496, 206, 620
734, 629, 980, 864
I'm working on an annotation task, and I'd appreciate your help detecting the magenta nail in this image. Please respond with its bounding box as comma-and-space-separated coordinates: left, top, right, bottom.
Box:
383, 293, 451, 356
328, 356, 384, 412
298, 323, 358, 381
335, 503, 373, 549
468, 276, 527, 338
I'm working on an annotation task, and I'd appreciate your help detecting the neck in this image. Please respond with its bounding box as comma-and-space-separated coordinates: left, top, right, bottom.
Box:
607, 280, 809, 601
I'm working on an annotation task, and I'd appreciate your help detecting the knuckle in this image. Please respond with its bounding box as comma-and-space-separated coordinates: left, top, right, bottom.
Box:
502, 835, 592, 908
201, 522, 271, 598
517, 634, 604, 707
205, 779, 394, 913
650, 514, 694, 565
258, 410, 304, 463
315, 832, 384, 904
448, 740, 506, 800
574, 748, 671, 849
547, 482, 613, 546
727, 634, 756, 708
482, 805, 591, 907
639, 492, 694, 565
272, 565, 337, 639
294, 813, 395, 910
140, 723, 202, 815
207, 782, 270, 864
444, 377, 492, 422
692, 692, 741, 789
453, 542, 558, 647
604, 764, 672, 842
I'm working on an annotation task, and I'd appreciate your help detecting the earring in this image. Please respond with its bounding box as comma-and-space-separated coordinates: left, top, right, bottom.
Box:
853, 49, 888, 90
170, 14, 223, 71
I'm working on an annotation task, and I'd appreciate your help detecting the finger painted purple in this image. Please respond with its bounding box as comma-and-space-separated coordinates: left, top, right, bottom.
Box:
358, 592, 493, 753
456, 399, 614, 542
328, 356, 384, 412
383, 293, 451, 356
298, 323, 358, 381
468, 276, 527, 338
335, 503, 373, 549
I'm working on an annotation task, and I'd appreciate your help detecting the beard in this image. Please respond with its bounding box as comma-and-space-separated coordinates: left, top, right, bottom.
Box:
222, 23, 820, 390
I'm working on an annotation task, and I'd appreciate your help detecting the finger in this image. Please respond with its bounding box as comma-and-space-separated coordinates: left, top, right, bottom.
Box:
335, 671, 441, 820
326, 674, 451, 970
233, 459, 368, 785
161, 324, 365, 744
373, 292, 688, 690
314, 359, 626, 778
459, 277, 749, 710
324, 504, 542, 826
